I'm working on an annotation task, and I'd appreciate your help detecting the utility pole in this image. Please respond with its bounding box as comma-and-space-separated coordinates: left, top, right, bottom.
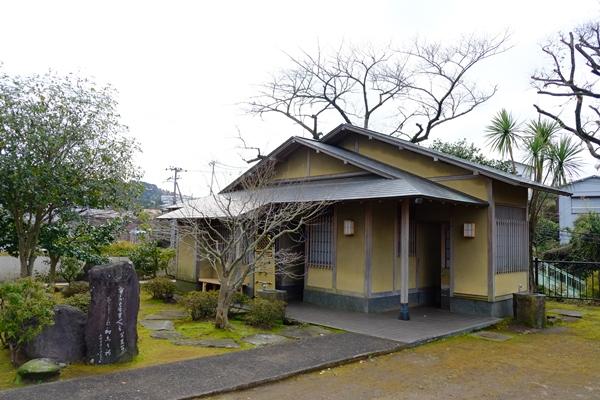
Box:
166, 166, 186, 248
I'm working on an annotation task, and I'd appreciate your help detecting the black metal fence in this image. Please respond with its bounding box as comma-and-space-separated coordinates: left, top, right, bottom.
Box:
534, 258, 600, 300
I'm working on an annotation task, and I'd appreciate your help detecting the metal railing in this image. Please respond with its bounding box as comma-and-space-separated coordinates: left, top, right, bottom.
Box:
534, 258, 600, 300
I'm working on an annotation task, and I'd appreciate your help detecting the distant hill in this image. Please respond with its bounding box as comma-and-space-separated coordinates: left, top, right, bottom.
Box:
137, 182, 171, 209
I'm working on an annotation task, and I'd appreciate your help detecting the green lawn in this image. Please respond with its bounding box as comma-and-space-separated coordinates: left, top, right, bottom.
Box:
0, 292, 283, 390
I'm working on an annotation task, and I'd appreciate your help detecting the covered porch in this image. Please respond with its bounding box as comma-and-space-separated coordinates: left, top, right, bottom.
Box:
286, 301, 500, 344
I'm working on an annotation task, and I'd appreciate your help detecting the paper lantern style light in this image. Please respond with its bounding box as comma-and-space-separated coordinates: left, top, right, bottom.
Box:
463, 222, 475, 238
343, 219, 355, 236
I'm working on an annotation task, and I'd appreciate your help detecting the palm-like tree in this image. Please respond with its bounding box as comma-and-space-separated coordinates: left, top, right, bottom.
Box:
486, 109, 521, 174
521, 118, 582, 288
547, 136, 582, 187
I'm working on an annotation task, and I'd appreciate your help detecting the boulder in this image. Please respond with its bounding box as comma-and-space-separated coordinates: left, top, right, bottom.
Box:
17, 358, 61, 381
85, 262, 140, 364
513, 292, 546, 329
24, 305, 87, 363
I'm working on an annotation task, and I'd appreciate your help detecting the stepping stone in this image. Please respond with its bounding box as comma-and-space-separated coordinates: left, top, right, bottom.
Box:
471, 331, 513, 342
17, 358, 62, 381
170, 338, 240, 348
280, 325, 331, 339
150, 330, 183, 340
140, 320, 174, 331
242, 334, 289, 346
548, 309, 583, 318
144, 310, 188, 320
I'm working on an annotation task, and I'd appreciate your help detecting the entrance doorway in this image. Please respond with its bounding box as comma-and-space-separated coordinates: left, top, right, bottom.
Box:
416, 222, 450, 309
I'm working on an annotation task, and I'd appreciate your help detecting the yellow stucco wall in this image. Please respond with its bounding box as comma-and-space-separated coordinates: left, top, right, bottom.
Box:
307, 267, 333, 288
437, 177, 489, 201
310, 151, 361, 176
198, 259, 216, 279
273, 147, 360, 181
452, 207, 489, 297
495, 272, 528, 297
371, 201, 395, 293
273, 147, 308, 180
356, 136, 468, 177
336, 202, 366, 294
493, 181, 528, 207
176, 233, 196, 282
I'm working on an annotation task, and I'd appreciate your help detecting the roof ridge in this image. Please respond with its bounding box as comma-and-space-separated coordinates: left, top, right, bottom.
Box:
322, 124, 570, 196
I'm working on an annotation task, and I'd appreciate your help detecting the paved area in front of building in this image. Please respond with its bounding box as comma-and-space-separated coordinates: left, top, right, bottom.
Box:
0, 333, 403, 400
286, 302, 500, 344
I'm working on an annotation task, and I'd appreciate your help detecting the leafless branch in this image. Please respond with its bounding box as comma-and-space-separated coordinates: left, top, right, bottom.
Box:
248, 34, 508, 142
532, 22, 600, 159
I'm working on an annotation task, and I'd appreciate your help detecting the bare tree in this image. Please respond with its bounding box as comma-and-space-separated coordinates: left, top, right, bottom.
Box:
171, 163, 328, 329
532, 22, 600, 160
248, 35, 508, 142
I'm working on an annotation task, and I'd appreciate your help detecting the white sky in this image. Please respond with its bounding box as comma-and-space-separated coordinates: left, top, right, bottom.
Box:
1, 0, 599, 196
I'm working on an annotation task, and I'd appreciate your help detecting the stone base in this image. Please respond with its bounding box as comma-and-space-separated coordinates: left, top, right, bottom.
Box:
449, 296, 513, 318
513, 293, 546, 328
303, 288, 437, 313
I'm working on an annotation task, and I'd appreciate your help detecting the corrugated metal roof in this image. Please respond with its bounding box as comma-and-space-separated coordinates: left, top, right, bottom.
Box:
159, 175, 485, 220
322, 124, 571, 196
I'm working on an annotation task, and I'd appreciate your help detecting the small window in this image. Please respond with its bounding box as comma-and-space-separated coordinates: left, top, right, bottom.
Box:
306, 212, 334, 269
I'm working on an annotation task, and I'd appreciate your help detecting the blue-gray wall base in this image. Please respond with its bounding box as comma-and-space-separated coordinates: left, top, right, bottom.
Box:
449, 296, 513, 318
304, 289, 514, 317
303, 289, 436, 313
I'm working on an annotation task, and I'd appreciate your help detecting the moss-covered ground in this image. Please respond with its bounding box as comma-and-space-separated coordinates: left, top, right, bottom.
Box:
0, 293, 284, 390
212, 301, 600, 400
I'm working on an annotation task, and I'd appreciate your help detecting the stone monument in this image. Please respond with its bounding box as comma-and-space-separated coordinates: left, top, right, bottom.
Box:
25, 304, 87, 363
85, 261, 140, 364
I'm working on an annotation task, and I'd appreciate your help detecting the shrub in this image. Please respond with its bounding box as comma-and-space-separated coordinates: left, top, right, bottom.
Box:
58, 257, 84, 283
245, 298, 285, 329
143, 277, 176, 301
181, 291, 219, 321
101, 240, 138, 257
63, 292, 91, 314
129, 241, 175, 278
0, 278, 55, 365
62, 281, 89, 298
233, 292, 250, 305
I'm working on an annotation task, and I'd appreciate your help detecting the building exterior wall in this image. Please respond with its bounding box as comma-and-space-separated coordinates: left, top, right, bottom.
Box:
353, 134, 469, 178
335, 202, 366, 294
559, 176, 600, 244
495, 272, 528, 297
451, 206, 489, 297
176, 233, 197, 283
371, 201, 395, 293
272, 147, 361, 181
493, 181, 528, 207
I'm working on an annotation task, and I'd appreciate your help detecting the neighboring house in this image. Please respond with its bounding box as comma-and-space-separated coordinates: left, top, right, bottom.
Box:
161, 124, 567, 318
558, 175, 600, 244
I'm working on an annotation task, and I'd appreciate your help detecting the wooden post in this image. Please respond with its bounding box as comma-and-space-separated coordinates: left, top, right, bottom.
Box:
399, 199, 410, 320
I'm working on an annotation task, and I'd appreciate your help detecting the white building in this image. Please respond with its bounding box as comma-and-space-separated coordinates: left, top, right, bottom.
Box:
558, 175, 600, 244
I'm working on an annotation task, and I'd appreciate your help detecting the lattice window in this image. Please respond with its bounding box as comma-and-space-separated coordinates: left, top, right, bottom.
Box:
496, 206, 528, 274
306, 212, 334, 269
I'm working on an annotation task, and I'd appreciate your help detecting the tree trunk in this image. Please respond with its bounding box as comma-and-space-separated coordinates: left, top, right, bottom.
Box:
214, 280, 235, 329
48, 254, 60, 285
18, 254, 29, 278
508, 146, 517, 175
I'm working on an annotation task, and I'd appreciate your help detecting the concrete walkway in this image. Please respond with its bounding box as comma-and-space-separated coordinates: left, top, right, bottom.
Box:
0, 333, 402, 400
286, 303, 501, 344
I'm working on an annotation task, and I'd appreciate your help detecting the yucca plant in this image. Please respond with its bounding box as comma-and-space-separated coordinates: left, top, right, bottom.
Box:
486, 109, 522, 174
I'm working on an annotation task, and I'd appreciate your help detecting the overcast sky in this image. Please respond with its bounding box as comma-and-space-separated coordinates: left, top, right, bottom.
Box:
1, 0, 599, 196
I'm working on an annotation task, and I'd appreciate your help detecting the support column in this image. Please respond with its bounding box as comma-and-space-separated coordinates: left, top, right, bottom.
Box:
399, 199, 410, 320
